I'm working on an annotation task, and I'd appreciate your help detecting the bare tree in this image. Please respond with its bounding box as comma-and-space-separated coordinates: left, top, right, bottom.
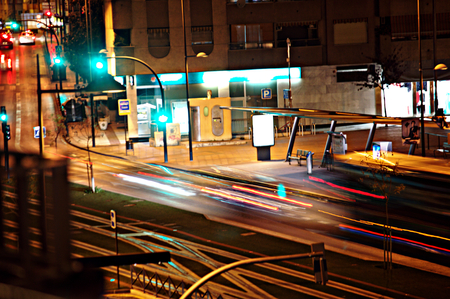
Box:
48, 114, 67, 151
71, 119, 101, 193
360, 153, 405, 271
358, 46, 406, 117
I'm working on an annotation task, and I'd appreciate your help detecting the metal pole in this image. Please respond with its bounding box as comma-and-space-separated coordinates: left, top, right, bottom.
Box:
3, 123, 9, 179
182, 0, 193, 161
37, 55, 44, 156
418, 0, 425, 157
90, 93, 95, 147
432, 0, 438, 113
108, 56, 168, 163
115, 225, 120, 289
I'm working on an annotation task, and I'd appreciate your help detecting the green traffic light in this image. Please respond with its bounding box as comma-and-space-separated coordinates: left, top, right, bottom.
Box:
158, 114, 168, 123
95, 61, 104, 69
11, 23, 18, 29
54, 57, 62, 64
0, 114, 7, 122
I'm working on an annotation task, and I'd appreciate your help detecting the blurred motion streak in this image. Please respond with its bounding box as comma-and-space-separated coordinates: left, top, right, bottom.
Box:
303, 179, 356, 202
232, 185, 313, 207
201, 188, 279, 211
138, 171, 202, 189
114, 174, 195, 196
322, 210, 450, 242
309, 176, 384, 199
340, 224, 450, 254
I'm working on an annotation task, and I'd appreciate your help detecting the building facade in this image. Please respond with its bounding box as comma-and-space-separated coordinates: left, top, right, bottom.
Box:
103, 0, 450, 137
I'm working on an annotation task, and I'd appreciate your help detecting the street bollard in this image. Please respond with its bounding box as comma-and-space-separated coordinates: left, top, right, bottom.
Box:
307, 151, 314, 174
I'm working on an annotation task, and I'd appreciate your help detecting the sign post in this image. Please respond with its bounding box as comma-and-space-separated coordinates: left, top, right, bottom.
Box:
118, 100, 131, 155
110, 210, 120, 289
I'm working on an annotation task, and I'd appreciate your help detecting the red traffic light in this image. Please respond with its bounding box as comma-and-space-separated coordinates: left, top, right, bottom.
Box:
45, 11, 52, 18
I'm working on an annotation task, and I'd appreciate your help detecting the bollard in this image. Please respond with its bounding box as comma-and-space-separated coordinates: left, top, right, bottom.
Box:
307, 151, 314, 174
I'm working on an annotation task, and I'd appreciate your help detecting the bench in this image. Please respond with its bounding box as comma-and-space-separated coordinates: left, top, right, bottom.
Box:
434, 142, 450, 158
288, 149, 310, 166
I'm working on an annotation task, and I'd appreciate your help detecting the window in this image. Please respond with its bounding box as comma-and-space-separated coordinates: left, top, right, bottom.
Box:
191, 26, 213, 55
148, 28, 170, 58
114, 29, 131, 47
391, 12, 450, 41
276, 21, 319, 47
334, 18, 368, 45
230, 23, 273, 50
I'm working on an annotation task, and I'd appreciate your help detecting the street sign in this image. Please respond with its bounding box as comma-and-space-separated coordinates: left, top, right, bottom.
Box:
283, 89, 290, 100
118, 99, 131, 115
55, 45, 62, 53
110, 209, 116, 229
261, 88, 272, 100
33, 126, 46, 138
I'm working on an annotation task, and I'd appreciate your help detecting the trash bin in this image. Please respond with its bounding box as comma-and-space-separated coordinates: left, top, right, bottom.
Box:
98, 118, 108, 130
306, 151, 314, 174
126, 140, 134, 150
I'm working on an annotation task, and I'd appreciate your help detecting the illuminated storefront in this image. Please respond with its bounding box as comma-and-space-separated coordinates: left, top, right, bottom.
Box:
132, 67, 301, 136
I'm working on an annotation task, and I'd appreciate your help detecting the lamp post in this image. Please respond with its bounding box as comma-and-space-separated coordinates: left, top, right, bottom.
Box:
181, 0, 194, 161
100, 53, 169, 163
181, 0, 208, 161
417, 0, 426, 157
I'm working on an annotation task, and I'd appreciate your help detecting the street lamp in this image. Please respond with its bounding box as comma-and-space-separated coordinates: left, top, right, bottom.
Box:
417, 0, 426, 157
181, 0, 208, 161
99, 52, 169, 163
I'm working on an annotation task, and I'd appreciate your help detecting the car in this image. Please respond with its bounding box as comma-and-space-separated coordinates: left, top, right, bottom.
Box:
0, 54, 12, 71
0, 29, 13, 49
19, 30, 35, 45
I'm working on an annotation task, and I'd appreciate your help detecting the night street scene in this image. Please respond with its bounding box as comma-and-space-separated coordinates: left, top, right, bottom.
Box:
1, 0, 450, 298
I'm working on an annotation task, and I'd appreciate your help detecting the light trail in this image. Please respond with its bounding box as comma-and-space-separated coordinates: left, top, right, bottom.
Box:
309, 176, 384, 199
232, 185, 312, 207
201, 188, 279, 211
114, 174, 195, 196
340, 224, 450, 254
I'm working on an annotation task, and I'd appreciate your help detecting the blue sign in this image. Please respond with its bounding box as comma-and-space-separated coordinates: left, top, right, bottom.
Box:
283, 89, 290, 100
33, 126, 46, 139
261, 88, 272, 100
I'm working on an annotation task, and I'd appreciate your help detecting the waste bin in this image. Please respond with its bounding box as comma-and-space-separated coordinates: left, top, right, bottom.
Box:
98, 118, 108, 130
306, 151, 314, 174
126, 140, 134, 150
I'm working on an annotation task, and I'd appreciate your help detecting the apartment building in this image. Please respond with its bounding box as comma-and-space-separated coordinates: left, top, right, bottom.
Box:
103, 0, 450, 137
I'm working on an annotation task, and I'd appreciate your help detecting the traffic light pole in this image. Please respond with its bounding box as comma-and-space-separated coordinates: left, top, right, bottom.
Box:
3, 123, 8, 179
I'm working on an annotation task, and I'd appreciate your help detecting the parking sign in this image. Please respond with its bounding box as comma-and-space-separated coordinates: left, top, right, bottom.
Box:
261, 88, 272, 100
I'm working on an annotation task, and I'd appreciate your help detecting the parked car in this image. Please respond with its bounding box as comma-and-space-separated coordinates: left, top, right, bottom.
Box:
19, 30, 35, 45
0, 29, 13, 49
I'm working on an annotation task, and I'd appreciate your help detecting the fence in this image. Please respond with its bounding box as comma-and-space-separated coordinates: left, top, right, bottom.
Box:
130, 265, 224, 299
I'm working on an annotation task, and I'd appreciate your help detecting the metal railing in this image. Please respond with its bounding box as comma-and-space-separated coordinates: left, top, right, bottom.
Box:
130, 265, 224, 299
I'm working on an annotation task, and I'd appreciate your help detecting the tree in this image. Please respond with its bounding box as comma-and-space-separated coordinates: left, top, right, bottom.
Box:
49, 113, 67, 151
70, 118, 102, 193
360, 153, 405, 271
65, 0, 106, 81
357, 47, 406, 117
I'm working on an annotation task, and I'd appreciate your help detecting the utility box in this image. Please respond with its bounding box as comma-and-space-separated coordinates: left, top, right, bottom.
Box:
189, 97, 232, 142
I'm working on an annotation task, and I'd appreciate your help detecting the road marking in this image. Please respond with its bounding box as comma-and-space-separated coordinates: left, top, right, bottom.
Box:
15, 92, 21, 150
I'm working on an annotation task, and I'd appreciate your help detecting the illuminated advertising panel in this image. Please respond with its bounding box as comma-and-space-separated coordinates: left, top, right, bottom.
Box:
252, 114, 274, 147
